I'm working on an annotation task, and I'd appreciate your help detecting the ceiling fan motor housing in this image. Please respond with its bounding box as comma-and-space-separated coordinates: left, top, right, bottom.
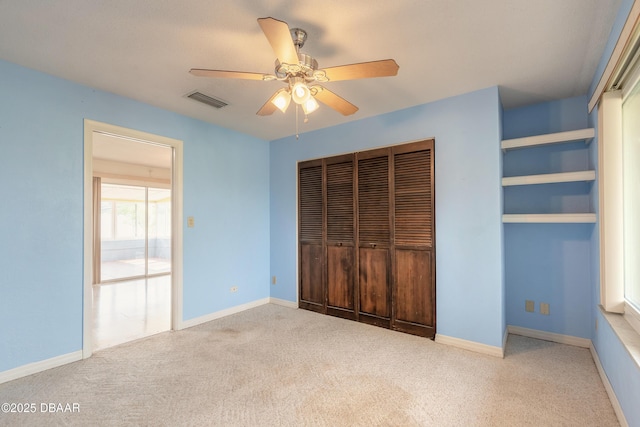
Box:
275, 53, 319, 80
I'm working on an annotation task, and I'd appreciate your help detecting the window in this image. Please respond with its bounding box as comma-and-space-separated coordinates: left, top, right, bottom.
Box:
622, 64, 640, 334
600, 54, 640, 336
100, 183, 171, 281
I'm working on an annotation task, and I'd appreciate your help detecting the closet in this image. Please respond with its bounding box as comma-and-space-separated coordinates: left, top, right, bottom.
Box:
298, 140, 435, 338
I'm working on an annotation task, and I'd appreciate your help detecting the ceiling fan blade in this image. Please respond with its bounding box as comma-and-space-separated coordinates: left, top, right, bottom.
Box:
312, 86, 358, 116
189, 69, 267, 80
256, 89, 286, 116
322, 59, 399, 82
257, 17, 299, 66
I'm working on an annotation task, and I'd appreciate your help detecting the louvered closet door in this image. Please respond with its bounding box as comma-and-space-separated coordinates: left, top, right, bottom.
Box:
298, 159, 325, 313
392, 140, 435, 338
357, 148, 391, 327
326, 154, 356, 319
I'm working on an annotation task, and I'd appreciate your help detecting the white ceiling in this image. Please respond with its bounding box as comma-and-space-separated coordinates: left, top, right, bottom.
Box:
0, 0, 620, 141
93, 132, 172, 168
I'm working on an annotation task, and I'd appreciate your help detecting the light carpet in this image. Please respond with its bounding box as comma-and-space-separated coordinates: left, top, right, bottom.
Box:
0, 304, 619, 426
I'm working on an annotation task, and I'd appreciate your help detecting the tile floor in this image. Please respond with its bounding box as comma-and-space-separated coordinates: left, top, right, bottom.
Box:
100, 258, 171, 282
92, 275, 171, 351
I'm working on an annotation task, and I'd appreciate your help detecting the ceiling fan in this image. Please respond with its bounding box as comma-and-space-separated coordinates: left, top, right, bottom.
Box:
190, 17, 399, 119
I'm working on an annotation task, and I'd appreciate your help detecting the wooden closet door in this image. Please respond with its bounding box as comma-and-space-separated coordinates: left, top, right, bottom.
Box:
392, 140, 435, 338
326, 154, 356, 319
357, 148, 391, 328
298, 159, 325, 313
297, 140, 436, 339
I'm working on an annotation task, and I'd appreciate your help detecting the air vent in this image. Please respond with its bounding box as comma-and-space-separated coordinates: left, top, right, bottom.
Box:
187, 91, 228, 109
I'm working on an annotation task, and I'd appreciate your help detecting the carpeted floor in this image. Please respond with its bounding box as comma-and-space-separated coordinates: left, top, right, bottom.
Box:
0, 304, 619, 426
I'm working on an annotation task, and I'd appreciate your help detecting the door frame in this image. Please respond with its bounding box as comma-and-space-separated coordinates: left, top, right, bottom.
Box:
83, 119, 184, 358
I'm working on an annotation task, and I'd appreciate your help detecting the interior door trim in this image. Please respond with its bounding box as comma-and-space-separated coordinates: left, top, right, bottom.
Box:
82, 119, 184, 358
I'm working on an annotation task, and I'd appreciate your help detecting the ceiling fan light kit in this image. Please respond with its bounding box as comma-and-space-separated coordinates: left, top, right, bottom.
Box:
290, 76, 311, 105
189, 17, 399, 134
301, 96, 319, 115
272, 89, 291, 113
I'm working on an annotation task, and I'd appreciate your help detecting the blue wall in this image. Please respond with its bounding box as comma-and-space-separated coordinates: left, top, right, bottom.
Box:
593, 308, 640, 424
0, 59, 271, 372
270, 86, 505, 348
502, 96, 594, 339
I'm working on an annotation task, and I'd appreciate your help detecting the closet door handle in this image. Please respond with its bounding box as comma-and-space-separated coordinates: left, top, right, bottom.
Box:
370, 243, 377, 248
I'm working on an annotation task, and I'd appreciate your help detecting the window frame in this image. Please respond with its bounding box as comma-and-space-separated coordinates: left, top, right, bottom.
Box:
599, 90, 625, 314
627, 302, 640, 335
622, 61, 640, 333
600, 55, 640, 336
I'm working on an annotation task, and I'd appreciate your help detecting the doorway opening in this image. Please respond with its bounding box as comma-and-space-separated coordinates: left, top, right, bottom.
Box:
83, 120, 183, 357
92, 146, 172, 350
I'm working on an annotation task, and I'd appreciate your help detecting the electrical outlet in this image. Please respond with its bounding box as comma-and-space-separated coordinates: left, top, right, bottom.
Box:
272, 276, 277, 285
187, 216, 195, 228
525, 300, 535, 313
230, 286, 238, 293
540, 302, 550, 315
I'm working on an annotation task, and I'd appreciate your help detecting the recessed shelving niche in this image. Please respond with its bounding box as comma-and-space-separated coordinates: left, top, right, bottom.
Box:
502, 128, 596, 224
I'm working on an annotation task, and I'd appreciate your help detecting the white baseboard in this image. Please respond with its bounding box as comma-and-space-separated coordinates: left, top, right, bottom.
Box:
269, 297, 298, 309
590, 344, 628, 427
180, 298, 270, 329
435, 334, 504, 358
507, 325, 591, 348
0, 350, 83, 385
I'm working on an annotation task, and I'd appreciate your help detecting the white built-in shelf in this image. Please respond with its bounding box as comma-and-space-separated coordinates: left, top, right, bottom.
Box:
502, 213, 596, 223
501, 128, 595, 151
502, 128, 597, 224
502, 170, 596, 186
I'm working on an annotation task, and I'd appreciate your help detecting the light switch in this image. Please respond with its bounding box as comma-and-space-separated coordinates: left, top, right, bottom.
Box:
187, 216, 195, 228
